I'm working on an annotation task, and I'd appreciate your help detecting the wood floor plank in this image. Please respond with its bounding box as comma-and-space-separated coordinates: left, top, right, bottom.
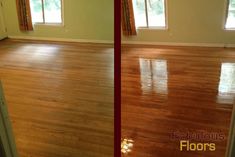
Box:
121, 45, 235, 157
0, 39, 114, 157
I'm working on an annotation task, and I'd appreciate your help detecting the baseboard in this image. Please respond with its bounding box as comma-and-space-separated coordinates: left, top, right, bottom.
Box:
0, 36, 7, 41
225, 44, 235, 48
6, 36, 235, 48
122, 41, 235, 48
8, 36, 114, 44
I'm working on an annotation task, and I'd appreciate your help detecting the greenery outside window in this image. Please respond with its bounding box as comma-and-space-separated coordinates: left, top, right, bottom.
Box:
132, 0, 166, 28
29, 0, 63, 24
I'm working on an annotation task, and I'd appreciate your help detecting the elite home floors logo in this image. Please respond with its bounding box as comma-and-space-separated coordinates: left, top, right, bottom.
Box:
180, 140, 216, 151
170, 130, 225, 152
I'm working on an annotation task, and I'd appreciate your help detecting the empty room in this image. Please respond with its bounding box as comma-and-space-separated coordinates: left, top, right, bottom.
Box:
0, 0, 114, 157
121, 0, 235, 157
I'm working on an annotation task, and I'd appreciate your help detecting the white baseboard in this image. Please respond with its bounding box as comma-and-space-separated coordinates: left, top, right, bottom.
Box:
225, 44, 235, 48
7, 36, 235, 47
8, 36, 114, 44
122, 41, 235, 48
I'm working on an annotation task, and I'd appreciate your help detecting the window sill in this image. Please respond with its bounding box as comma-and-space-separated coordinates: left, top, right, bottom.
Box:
224, 28, 235, 31
34, 23, 64, 27
137, 27, 168, 30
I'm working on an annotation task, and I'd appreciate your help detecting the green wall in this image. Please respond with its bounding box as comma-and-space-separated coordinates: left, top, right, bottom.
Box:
122, 0, 235, 44
3, 0, 114, 41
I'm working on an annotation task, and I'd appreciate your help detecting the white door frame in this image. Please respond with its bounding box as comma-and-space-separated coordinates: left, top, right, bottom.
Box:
0, 82, 18, 157
226, 102, 235, 157
0, 0, 7, 39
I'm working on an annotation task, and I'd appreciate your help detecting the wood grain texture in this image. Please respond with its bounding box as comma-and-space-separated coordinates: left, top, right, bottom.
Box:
121, 45, 235, 157
0, 39, 114, 157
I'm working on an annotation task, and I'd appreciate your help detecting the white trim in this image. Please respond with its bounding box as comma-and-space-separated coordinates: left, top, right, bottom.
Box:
224, 28, 235, 31
61, 0, 65, 26
0, 82, 18, 157
0, 0, 7, 38
33, 23, 64, 27
225, 43, 235, 48
164, 0, 169, 30
223, 0, 235, 30
8, 36, 114, 44
222, 0, 228, 30
137, 26, 167, 30
121, 41, 235, 48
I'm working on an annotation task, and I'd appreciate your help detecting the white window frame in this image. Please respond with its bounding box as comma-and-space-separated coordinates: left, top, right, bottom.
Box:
134, 0, 168, 30
223, 0, 235, 30
30, 0, 64, 26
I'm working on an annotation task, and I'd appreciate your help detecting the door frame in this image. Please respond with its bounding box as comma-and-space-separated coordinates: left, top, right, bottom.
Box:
0, 82, 18, 157
0, 0, 7, 39
226, 102, 235, 157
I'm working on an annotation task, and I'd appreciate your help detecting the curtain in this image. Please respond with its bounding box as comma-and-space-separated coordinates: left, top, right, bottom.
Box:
121, 0, 137, 36
16, 0, 33, 31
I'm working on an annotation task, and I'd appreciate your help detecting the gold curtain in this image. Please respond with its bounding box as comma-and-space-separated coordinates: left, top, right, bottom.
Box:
121, 0, 137, 36
16, 0, 33, 31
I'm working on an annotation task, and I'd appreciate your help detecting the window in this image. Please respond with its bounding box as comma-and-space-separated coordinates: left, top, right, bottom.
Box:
225, 0, 235, 29
29, 0, 62, 24
132, 0, 166, 28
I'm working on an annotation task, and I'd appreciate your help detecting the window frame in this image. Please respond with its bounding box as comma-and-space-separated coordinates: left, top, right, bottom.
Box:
30, 0, 64, 26
223, 0, 235, 30
134, 0, 168, 30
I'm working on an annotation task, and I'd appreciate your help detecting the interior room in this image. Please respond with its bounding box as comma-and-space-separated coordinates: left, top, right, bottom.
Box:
121, 0, 235, 157
0, 0, 114, 157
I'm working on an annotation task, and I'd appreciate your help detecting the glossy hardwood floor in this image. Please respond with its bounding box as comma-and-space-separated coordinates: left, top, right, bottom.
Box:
0, 39, 114, 157
121, 45, 235, 157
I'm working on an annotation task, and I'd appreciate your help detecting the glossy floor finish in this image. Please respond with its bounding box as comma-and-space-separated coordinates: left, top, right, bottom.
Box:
121, 45, 235, 157
0, 39, 114, 157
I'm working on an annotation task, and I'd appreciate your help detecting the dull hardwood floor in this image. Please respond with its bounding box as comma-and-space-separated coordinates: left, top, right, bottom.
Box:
121, 45, 235, 157
0, 39, 114, 157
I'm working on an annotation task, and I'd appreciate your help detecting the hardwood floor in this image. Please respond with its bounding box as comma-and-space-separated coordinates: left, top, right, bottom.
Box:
0, 39, 114, 157
121, 45, 235, 157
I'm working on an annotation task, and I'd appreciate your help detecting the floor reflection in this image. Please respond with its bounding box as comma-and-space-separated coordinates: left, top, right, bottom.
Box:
139, 58, 168, 95
121, 138, 134, 155
17, 45, 60, 61
217, 63, 235, 104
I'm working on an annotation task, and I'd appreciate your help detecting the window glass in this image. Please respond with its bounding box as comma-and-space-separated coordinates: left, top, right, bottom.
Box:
44, 0, 62, 23
133, 0, 147, 27
147, 0, 165, 27
30, 0, 43, 23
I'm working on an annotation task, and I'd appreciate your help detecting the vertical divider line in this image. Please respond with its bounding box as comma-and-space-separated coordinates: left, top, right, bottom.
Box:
41, 0, 45, 23
224, 0, 230, 29
144, 0, 149, 27
60, 0, 63, 24
114, 0, 121, 156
